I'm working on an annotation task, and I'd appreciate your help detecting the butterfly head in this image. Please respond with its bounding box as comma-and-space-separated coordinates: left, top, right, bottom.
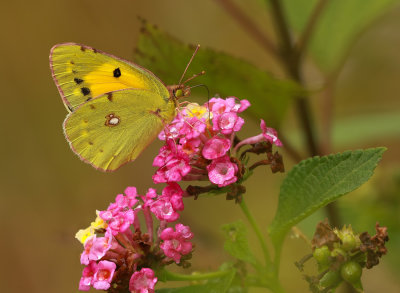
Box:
167, 84, 191, 101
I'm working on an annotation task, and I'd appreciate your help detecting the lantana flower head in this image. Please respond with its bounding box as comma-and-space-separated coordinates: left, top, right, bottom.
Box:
76, 186, 193, 292
155, 98, 248, 186
154, 97, 283, 197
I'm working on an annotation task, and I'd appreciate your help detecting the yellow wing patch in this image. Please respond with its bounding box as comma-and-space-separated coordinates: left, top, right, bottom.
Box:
50, 43, 169, 111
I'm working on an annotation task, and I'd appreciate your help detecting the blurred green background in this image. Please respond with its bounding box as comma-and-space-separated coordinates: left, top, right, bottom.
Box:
1, 0, 400, 292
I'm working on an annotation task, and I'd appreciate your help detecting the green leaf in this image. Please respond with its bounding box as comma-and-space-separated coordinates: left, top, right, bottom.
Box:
156, 269, 235, 293
283, 0, 399, 71
285, 111, 400, 150
222, 220, 257, 265
269, 147, 386, 243
134, 22, 301, 127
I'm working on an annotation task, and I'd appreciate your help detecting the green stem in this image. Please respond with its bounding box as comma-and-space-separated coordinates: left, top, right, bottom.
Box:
295, 0, 329, 60
161, 268, 231, 281
214, 0, 279, 58
267, 0, 342, 228
239, 199, 272, 266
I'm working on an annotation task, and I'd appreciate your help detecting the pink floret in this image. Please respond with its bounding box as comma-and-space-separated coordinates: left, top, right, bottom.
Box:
162, 183, 184, 211
150, 198, 180, 222
207, 155, 238, 187
152, 140, 191, 184
213, 112, 244, 135
124, 186, 139, 207
129, 268, 158, 293
260, 119, 282, 147
202, 136, 231, 160
92, 260, 116, 290
80, 232, 113, 265
79, 261, 97, 291
107, 209, 135, 235
160, 224, 193, 263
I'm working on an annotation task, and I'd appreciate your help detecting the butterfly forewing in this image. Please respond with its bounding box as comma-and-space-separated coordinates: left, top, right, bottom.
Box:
50, 43, 170, 111
63, 89, 176, 171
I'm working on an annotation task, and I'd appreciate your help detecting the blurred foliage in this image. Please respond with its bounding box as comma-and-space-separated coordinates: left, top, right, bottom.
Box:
286, 112, 400, 150
134, 22, 302, 127
279, 0, 400, 72
157, 268, 235, 293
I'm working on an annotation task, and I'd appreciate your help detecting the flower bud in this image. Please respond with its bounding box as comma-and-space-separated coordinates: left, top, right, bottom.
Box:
331, 247, 346, 258
341, 232, 357, 251
319, 270, 342, 288
313, 245, 331, 266
340, 261, 362, 284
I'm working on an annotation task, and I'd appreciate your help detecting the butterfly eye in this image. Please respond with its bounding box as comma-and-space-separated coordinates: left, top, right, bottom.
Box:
175, 89, 184, 98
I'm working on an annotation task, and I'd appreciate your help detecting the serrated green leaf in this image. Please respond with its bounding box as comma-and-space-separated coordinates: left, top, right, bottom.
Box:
221, 220, 257, 265
282, 0, 399, 72
269, 148, 386, 243
156, 269, 235, 293
134, 22, 301, 127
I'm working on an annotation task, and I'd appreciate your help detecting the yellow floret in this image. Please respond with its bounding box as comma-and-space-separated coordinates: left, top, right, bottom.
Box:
90, 210, 107, 230
75, 227, 94, 245
185, 103, 212, 120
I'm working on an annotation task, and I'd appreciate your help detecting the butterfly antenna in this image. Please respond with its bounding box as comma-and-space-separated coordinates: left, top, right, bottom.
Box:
179, 44, 201, 85
182, 71, 206, 85
187, 84, 209, 100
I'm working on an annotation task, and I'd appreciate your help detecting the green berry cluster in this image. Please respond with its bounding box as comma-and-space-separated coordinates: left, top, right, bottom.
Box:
312, 226, 364, 292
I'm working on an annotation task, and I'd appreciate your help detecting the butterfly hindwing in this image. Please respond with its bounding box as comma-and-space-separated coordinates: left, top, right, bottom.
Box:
63, 89, 176, 171
50, 43, 170, 111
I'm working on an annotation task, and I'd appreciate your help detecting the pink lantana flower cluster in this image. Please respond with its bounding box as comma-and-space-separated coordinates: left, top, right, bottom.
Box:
76, 186, 193, 293
153, 97, 284, 199
154, 98, 251, 187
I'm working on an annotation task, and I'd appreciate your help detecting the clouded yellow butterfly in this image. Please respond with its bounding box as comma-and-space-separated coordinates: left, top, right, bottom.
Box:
50, 43, 200, 171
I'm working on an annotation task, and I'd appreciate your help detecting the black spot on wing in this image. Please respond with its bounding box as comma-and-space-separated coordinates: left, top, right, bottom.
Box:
81, 87, 91, 96
113, 68, 121, 78
107, 93, 113, 101
74, 78, 84, 84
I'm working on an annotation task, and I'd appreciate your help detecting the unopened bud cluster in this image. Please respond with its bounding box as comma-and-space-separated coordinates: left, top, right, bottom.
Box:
298, 220, 389, 292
